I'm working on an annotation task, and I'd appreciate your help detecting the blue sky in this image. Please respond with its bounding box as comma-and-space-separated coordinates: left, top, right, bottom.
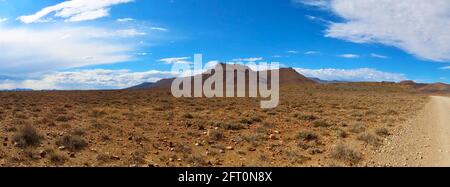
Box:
0, 0, 449, 90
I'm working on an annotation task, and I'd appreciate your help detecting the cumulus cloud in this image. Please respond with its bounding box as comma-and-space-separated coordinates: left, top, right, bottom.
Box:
295, 67, 406, 82
299, 0, 450, 62
0, 69, 178, 90
0, 26, 140, 75
158, 57, 191, 64
338, 54, 359, 58
18, 0, 133, 23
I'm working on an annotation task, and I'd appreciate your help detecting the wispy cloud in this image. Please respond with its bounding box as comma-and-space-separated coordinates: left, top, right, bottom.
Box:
150, 27, 168, 32
294, 0, 329, 9
370, 53, 388, 59
231, 57, 263, 62
305, 51, 320, 55
158, 57, 191, 64
116, 18, 135, 22
286, 50, 299, 54
338, 54, 359, 59
301, 0, 450, 62
0, 26, 137, 75
295, 67, 406, 82
18, 0, 133, 23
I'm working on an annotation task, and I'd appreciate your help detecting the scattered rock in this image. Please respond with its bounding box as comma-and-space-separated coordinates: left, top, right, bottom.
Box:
39, 150, 46, 158
269, 134, 277, 140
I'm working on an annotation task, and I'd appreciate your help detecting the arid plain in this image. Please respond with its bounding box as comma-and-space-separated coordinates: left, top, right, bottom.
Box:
1, 77, 435, 167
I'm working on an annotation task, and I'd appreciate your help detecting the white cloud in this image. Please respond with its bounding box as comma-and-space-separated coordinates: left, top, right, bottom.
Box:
300, 0, 450, 62
0, 26, 137, 75
294, 0, 329, 8
370, 53, 388, 59
150, 27, 168, 32
440, 66, 450, 70
116, 18, 134, 22
231, 57, 263, 62
115, 29, 146, 37
18, 0, 133, 23
0, 69, 178, 90
295, 67, 406, 82
158, 57, 191, 64
0, 17, 7, 23
137, 52, 149, 56
338, 54, 359, 58
305, 51, 320, 55
286, 50, 299, 54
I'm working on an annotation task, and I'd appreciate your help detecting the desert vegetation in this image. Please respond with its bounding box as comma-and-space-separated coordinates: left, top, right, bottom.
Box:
0, 83, 428, 166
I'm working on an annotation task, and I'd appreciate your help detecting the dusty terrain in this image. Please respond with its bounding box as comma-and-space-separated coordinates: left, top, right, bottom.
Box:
0, 83, 429, 167
372, 96, 450, 166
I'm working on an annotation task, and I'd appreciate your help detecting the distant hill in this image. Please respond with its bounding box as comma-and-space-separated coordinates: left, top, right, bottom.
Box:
399, 80, 450, 93
126, 64, 316, 90
308, 77, 347, 84
0, 88, 33, 92
127, 82, 155, 90
417, 83, 450, 93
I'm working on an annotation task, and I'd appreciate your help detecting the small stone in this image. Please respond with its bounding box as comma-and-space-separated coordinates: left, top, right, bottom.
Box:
39, 150, 46, 158
269, 134, 277, 140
